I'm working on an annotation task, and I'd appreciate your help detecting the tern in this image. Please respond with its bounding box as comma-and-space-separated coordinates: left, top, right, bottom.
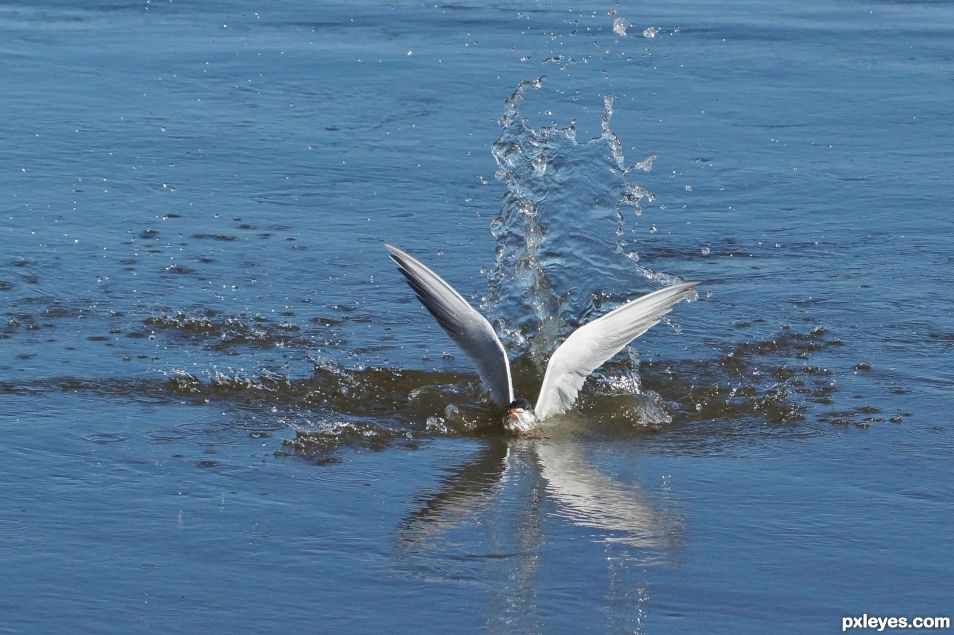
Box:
386, 244, 698, 431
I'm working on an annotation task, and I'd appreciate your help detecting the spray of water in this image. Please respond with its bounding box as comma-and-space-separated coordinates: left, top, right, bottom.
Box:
484, 76, 686, 373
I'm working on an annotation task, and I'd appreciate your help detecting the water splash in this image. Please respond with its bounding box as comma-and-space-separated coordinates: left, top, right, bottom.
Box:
485, 76, 684, 371
0, 324, 880, 460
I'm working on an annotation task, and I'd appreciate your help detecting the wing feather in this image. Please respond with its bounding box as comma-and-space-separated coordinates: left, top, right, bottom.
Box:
534, 282, 699, 420
385, 244, 514, 408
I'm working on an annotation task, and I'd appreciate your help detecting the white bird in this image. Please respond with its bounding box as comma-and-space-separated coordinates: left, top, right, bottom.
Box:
385, 244, 698, 431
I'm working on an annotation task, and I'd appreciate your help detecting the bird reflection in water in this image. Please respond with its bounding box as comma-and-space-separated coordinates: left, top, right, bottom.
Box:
397, 420, 682, 632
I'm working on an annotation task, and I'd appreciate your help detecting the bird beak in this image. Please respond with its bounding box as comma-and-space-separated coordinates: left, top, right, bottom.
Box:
506, 407, 521, 419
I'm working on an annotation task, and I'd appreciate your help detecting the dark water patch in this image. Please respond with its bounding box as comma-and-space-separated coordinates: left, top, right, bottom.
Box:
144, 310, 225, 336
28, 300, 90, 319
126, 368, 463, 461
83, 432, 127, 445
140, 228, 159, 239
716, 325, 843, 368
5, 315, 41, 333
141, 309, 315, 351
640, 326, 882, 434
146, 422, 217, 445
640, 242, 755, 261
820, 406, 890, 428
641, 416, 823, 458
0, 281, 14, 291
671, 239, 833, 260
55, 378, 175, 405
281, 421, 420, 464
2, 378, 122, 398
192, 233, 237, 241
163, 264, 195, 275
3, 303, 93, 333
928, 331, 954, 344
0, 381, 44, 396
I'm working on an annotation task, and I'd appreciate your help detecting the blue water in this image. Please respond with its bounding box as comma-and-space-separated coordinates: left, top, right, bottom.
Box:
2, 1, 952, 632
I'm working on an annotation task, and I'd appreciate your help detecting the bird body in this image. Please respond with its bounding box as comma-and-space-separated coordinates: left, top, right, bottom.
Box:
385, 244, 698, 431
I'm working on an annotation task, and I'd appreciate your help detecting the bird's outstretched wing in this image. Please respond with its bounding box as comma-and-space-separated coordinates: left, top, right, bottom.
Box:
385, 244, 514, 408
534, 282, 699, 421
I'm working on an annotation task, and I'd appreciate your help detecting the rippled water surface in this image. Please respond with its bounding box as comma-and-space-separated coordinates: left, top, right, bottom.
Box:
2, 1, 952, 632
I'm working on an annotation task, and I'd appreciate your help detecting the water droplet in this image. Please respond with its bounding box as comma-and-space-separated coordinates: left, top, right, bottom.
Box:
632, 155, 655, 172
612, 17, 629, 36
701, 246, 710, 256
532, 155, 547, 176
642, 26, 661, 39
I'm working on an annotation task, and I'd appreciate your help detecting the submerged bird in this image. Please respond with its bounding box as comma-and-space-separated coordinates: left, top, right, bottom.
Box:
385, 244, 698, 431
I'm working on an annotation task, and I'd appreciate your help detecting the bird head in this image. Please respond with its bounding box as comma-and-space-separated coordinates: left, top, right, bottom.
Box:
504, 397, 536, 432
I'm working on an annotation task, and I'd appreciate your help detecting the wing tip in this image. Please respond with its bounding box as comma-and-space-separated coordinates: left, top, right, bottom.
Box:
681, 280, 701, 298
678, 280, 701, 291
658, 281, 701, 303
384, 243, 403, 261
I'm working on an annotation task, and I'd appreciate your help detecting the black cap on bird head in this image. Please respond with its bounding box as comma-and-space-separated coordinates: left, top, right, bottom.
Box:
507, 398, 533, 412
